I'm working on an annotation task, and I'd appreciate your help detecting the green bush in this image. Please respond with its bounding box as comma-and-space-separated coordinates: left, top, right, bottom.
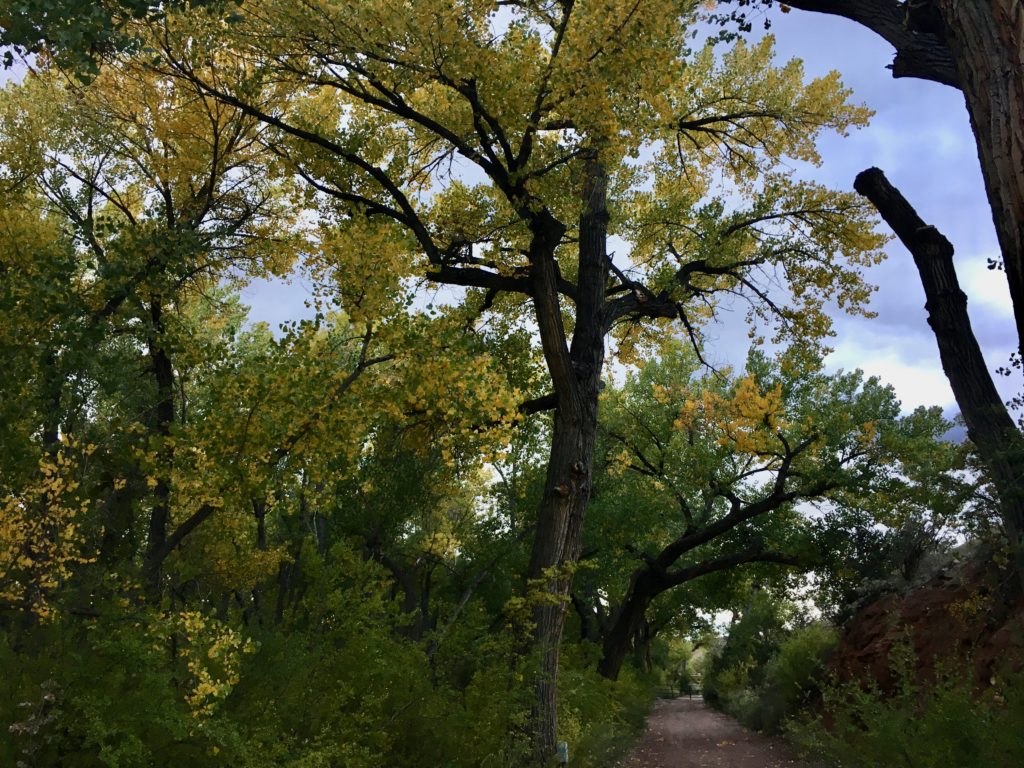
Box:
701, 616, 837, 734
788, 649, 1024, 767
557, 644, 659, 768
758, 623, 838, 733
701, 593, 789, 721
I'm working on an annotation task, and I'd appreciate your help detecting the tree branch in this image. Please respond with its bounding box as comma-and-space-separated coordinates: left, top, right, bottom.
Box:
141, 503, 216, 582
161, 58, 443, 262
779, 0, 959, 87
425, 265, 533, 294
519, 392, 559, 416
663, 546, 802, 588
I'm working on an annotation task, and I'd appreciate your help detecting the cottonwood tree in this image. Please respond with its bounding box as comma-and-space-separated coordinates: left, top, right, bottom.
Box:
582, 343, 965, 679
0, 60, 451, 612
0, 60, 315, 598
0, 0, 229, 74
142, 2, 887, 760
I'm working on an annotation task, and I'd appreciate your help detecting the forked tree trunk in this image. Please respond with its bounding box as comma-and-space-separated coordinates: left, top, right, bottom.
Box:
596, 570, 660, 681
526, 160, 609, 765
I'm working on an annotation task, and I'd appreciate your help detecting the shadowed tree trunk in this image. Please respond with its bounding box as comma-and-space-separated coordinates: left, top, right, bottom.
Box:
525, 158, 609, 763
142, 297, 176, 593
934, 0, 1024, 356
854, 167, 1024, 590
595, 434, 826, 680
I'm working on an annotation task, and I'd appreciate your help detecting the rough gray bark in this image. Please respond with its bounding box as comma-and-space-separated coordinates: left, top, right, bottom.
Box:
782, 0, 958, 85
854, 167, 1024, 589
935, 0, 1024, 356
525, 159, 608, 764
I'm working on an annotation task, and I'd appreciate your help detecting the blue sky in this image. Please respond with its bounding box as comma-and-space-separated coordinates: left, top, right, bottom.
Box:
246, 6, 1015, 417
758, 8, 1015, 413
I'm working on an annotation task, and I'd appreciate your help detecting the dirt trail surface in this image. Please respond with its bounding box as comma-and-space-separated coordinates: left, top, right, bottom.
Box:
619, 697, 806, 768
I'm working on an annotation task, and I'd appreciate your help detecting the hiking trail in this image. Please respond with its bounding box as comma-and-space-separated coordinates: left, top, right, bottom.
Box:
619, 697, 806, 767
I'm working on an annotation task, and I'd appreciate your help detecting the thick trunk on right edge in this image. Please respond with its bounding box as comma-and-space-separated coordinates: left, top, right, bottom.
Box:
937, 0, 1024, 357
855, 167, 1024, 590
783, 0, 1024, 356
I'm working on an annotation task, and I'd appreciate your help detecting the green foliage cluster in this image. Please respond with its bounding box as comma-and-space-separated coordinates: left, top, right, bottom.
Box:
0, 0, 233, 73
1, 549, 657, 768
700, 594, 837, 733
789, 650, 1024, 768
556, 652, 659, 768
701, 584, 1024, 767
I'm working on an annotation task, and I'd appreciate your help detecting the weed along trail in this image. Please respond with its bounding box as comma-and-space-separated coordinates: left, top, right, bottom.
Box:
619, 697, 805, 768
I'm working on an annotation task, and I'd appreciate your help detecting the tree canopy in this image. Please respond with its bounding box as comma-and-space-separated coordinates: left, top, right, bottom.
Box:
0, 2, 1009, 766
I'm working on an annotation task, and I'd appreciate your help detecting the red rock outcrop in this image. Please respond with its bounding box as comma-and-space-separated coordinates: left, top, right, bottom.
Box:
828, 556, 1024, 691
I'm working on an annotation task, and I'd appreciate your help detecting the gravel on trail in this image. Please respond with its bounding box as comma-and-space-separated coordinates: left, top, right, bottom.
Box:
619, 697, 806, 768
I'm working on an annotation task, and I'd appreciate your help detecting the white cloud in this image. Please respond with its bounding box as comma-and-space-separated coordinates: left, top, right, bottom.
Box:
959, 258, 1014, 319
826, 338, 955, 412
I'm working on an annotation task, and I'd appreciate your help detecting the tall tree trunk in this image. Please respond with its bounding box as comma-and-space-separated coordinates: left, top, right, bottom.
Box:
40, 350, 63, 453
527, 409, 597, 762
143, 298, 176, 592
100, 474, 140, 564
855, 167, 1024, 590
526, 159, 608, 764
936, 0, 1024, 357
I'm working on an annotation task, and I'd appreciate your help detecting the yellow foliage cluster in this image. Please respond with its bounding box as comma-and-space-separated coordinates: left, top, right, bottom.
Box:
0, 443, 95, 618
392, 323, 522, 463
161, 611, 257, 719
667, 375, 787, 455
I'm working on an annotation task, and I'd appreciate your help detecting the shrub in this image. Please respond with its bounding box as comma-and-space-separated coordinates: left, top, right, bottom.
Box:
758, 623, 838, 733
788, 649, 1024, 767
558, 644, 659, 768
701, 619, 837, 734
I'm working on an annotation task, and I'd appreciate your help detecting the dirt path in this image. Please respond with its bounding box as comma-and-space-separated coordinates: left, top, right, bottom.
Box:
619, 697, 805, 768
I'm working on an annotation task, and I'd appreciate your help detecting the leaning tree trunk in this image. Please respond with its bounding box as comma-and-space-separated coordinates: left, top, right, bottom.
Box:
597, 570, 661, 681
855, 167, 1024, 591
525, 159, 609, 765
936, 0, 1024, 357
